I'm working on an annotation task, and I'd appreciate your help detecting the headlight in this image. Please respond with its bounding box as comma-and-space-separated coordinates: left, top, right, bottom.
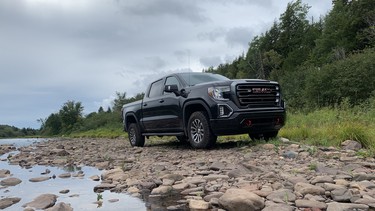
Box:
208, 86, 230, 100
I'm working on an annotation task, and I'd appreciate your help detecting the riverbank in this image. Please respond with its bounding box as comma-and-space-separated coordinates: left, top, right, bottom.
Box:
2, 137, 375, 210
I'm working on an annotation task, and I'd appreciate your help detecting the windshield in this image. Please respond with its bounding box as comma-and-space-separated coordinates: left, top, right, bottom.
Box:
179, 72, 229, 86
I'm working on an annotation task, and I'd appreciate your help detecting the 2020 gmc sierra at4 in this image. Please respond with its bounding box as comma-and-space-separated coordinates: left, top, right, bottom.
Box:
122, 72, 286, 149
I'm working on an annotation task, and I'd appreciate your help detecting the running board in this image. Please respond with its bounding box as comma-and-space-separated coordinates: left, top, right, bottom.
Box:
142, 132, 184, 136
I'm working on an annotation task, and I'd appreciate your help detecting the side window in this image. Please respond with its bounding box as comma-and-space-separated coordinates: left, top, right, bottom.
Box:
164, 77, 180, 95
148, 79, 163, 98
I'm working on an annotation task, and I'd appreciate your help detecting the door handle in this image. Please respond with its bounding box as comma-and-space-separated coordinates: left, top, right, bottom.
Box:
159, 99, 164, 103
143, 103, 148, 106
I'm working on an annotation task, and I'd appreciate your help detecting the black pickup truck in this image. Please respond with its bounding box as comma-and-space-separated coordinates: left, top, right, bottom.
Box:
121, 72, 285, 149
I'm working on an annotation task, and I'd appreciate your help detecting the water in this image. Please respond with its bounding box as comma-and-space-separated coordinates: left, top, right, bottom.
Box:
0, 138, 146, 211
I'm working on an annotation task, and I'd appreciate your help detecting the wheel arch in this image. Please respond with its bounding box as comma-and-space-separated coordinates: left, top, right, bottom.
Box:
124, 112, 139, 132
182, 100, 212, 135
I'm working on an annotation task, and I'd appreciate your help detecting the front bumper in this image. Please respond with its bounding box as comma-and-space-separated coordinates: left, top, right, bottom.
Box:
210, 108, 285, 136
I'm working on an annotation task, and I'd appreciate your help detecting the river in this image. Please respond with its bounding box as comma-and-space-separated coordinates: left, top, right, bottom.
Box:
0, 138, 146, 211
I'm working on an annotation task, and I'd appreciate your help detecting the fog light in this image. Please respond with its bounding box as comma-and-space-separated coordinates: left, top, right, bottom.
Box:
218, 104, 233, 118
219, 106, 224, 116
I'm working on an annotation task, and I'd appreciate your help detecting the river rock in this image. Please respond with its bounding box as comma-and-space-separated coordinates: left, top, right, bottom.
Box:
45, 202, 73, 211
294, 182, 325, 195
209, 162, 226, 171
29, 176, 50, 182
96, 161, 109, 170
331, 188, 352, 202
101, 168, 127, 181
94, 183, 116, 192
219, 188, 264, 211
58, 173, 71, 178
295, 199, 327, 209
341, 140, 362, 150
0, 177, 22, 186
326, 202, 369, 211
311, 175, 334, 184
22, 194, 57, 209
151, 185, 173, 195
59, 189, 70, 194
353, 173, 375, 181
0, 197, 21, 209
0, 169, 10, 178
90, 175, 100, 181
262, 203, 294, 211
266, 189, 296, 203
189, 199, 209, 210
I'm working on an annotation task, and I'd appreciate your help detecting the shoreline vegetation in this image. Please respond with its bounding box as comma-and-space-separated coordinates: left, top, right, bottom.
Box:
3, 101, 374, 157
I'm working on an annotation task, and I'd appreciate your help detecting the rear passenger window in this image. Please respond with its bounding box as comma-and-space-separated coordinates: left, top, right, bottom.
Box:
148, 79, 163, 98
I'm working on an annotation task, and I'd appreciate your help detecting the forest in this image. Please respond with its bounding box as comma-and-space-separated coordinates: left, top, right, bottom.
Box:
2, 0, 375, 153
205, 0, 375, 109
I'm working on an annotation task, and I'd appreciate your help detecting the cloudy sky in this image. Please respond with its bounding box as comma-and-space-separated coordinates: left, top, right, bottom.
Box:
0, 0, 332, 129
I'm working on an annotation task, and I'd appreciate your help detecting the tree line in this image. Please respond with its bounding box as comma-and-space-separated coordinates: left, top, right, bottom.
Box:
38, 92, 144, 136
205, 0, 375, 109
0, 125, 38, 138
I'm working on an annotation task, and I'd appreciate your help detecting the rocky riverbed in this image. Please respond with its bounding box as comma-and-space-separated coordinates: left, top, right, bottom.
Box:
1, 137, 375, 211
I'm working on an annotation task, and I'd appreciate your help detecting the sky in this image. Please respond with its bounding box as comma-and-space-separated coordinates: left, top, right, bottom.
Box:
0, 0, 332, 129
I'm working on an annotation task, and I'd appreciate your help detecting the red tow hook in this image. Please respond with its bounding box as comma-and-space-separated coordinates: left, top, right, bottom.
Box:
245, 119, 252, 127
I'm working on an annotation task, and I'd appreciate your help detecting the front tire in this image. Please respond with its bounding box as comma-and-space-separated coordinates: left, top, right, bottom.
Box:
188, 111, 217, 149
176, 135, 188, 143
128, 123, 145, 147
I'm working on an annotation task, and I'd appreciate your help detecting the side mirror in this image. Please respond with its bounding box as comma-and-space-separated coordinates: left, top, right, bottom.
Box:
164, 84, 180, 96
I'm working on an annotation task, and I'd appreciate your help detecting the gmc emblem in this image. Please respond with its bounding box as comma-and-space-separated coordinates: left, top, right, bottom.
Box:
252, 88, 272, 94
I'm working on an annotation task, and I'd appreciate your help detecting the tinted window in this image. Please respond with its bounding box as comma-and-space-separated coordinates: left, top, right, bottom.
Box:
148, 79, 163, 98
180, 73, 229, 86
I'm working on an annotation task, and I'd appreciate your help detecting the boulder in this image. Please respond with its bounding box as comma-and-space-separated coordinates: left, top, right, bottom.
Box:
219, 188, 264, 211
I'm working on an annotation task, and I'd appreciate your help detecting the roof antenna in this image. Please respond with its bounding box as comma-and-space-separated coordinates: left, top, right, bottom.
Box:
187, 49, 191, 86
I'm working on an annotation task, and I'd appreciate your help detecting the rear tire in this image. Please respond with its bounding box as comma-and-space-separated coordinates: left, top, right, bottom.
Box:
128, 123, 145, 147
188, 111, 217, 149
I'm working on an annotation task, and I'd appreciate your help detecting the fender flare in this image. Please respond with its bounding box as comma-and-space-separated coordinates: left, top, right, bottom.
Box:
182, 99, 212, 135
124, 112, 140, 132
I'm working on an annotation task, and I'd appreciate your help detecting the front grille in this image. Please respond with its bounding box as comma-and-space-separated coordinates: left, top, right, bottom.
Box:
236, 84, 280, 108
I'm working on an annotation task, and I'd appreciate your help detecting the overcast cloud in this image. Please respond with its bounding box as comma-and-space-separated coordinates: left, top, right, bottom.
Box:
0, 0, 332, 129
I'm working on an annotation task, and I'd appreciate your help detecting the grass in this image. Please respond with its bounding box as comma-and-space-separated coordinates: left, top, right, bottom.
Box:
69, 127, 125, 139
280, 102, 375, 155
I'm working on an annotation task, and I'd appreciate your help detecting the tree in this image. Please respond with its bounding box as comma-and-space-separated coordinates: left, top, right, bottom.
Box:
42, 113, 62, 135
312, 0, 375, 64
59, 100, 84, 133
112, 92, 127, 113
